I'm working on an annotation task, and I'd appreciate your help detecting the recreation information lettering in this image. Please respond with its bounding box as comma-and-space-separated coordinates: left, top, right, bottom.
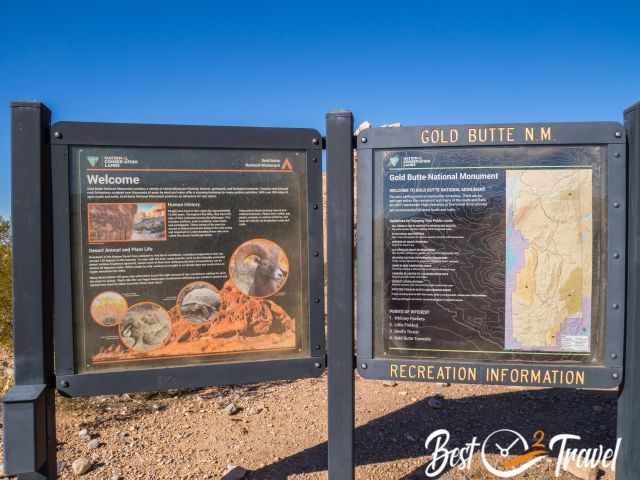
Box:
373, 146, 606, 364
70, 147, 310, 373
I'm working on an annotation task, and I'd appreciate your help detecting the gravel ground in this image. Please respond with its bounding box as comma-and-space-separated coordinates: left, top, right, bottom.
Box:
0, 373, 619, 479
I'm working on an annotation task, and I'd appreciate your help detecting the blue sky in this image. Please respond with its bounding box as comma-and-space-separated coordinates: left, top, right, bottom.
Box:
1, 1, 639, 219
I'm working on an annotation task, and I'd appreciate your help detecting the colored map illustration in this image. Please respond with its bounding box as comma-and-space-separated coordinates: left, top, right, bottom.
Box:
505, 169, 592, 352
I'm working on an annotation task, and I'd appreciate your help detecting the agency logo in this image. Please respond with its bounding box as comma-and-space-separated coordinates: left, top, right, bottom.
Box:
388, 155, 400, 168
424, 428, 621, 478
86, 155, 100, 167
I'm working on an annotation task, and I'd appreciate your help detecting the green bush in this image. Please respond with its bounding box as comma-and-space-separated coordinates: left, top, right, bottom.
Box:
0, 216, 12, 350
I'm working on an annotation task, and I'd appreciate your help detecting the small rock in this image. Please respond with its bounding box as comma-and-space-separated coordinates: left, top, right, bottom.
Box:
382, 381, 398, 387
111, 475, 122, 480
562, 457, 600, 480
78, 428, 89, 437
428, 396, 443, 409
222, 464, 248, 480
439, 382, 451, 387
248, 404, 264, 415
87, 439, 101, 449
398, 391, 408, 396
151, 403, 163, 411
71, 457, 92, 476
224, 403, 240, 416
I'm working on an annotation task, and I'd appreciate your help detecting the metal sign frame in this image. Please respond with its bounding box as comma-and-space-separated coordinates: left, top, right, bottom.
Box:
618, 101, 640, 478
356, 122, 626, 389
50, 121, 326, 397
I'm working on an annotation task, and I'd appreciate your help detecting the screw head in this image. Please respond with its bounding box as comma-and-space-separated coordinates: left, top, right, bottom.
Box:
314, 362, 322, 368
313, 204, 319, 210
53, 131, 62, 139
314, 298, 320, 304
614, 152, 621, 158
613, 252, 621, 259
361, 363, 368, 369
312, 138, 319, 145
613, 201, 621, 208
314, 251, 320, 257
361, 137, 368, 143
313, 157, 319, 163
315, 344, 322, 350
615, 131, 622, 138
611, 353, 618, 360
60, 380, 69, 388
613, 303, 620, 310
612, 372, 620, 379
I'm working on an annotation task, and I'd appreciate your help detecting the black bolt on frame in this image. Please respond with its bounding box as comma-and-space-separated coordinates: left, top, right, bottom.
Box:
617, 100, 640, 478
326, 111, 356, 480
2, 102, 57, 479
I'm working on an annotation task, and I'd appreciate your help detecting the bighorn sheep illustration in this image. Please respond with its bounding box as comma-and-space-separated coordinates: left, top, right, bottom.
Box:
233, 241, 288, 297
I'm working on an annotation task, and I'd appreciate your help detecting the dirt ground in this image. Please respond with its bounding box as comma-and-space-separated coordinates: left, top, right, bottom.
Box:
0, 373, 619, 479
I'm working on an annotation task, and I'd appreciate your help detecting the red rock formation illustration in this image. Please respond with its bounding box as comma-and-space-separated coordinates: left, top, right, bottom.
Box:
92, 281, 296, 363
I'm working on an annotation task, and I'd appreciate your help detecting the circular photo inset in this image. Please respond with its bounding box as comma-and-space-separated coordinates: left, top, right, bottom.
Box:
119, 302, 172, 353
176, 281, 221, 324
90, 291, 128, 327
229, 239, 289, 298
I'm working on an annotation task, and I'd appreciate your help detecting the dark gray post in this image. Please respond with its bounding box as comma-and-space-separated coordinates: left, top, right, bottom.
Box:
326, 111, 355, 480
618, 101, 640, 478
2, 102, 57, 479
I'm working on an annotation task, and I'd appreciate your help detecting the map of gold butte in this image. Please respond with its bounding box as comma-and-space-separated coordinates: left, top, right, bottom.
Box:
379, 146, 600, 360
505, 169, 592, 352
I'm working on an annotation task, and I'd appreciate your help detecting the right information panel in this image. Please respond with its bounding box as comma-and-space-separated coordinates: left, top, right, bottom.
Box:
375, 146, 606, 363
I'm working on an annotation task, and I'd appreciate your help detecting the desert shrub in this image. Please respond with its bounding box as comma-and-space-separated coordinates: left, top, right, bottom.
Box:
0, 216, 11, 350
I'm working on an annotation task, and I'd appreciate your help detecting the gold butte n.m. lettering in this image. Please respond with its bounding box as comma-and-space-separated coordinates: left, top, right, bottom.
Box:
389, 363, 586, 387
419, 126, 553, 145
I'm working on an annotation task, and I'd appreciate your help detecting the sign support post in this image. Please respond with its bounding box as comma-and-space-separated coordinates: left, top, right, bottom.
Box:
618, 101, 640, 478
2, 102, 57, 479
326, 111, 355, 480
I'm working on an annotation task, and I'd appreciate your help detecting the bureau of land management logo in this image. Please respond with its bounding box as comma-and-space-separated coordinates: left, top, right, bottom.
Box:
86, 155, 100, 167
424, 428, 621, 478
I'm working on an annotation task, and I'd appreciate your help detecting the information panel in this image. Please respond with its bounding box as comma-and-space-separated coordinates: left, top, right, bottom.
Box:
357, 123, 626, 388
69, 146, 311, 373
376, 146, 604, 362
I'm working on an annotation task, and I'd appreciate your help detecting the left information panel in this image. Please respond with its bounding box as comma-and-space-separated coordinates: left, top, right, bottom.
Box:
70, 147, 310, 373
